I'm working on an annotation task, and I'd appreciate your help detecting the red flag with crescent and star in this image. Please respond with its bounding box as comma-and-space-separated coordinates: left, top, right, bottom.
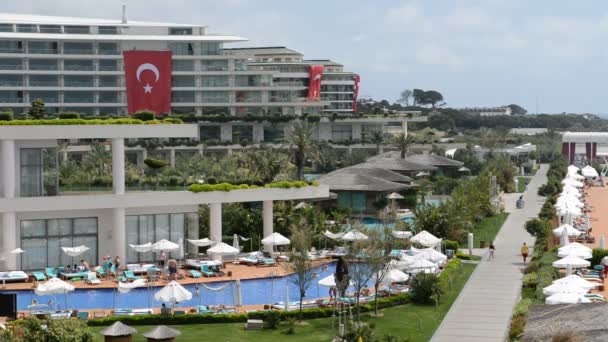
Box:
307, 65, 324, 101
123, 50, 172, 115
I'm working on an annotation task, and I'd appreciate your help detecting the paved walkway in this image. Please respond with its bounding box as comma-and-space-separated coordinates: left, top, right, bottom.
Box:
431, 165, 548, 342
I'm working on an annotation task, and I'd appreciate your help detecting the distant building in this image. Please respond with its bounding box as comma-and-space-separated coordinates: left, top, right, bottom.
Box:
460, 106, 512, 117
510, 128, 548, 136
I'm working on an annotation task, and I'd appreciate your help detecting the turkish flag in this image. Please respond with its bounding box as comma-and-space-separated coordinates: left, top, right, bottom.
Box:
123, 50, 172, 115
307, 65, 324, 101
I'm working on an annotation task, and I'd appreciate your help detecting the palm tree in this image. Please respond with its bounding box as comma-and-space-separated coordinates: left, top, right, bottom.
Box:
369, 130, 385, 155
286, 121, 316, 180
392, 133, 413, 159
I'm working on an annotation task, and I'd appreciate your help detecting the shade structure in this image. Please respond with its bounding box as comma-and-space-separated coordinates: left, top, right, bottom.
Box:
386, 192, 404, 200
152, 239, 179, 251
187, 238, 215, 247
378, 268, 409, 284
561, 178, 583, 188
118, 278, 147, 294
416, 171, 431, 178
392, 230, 413, 239
553, 275, 599, 290
154, 281, 192, 303
552, 255, 591, 268
557, 206, 582, 217
142, 326, 182, 340
100, 321, 138, 337
9, 248, 24, 254
552, 224, 582, 237
129, 242, 152, 253
407, 258, 437, 270
558, 242, 593, 259
543, 282, 589, 296
581, 165, 599, 178
340, 230, 368, 241
294, 201, 311, 209
411, 230, 441, 247
458, 166, 471, 173
262, 232, 291, 246
61, 245, 89, 257
324, 230, 344, 240
567, 165, 579, 173
207, 242, 239, 255
545, 293, 591, 305
233, 234, 240, 252
388, 258, 411, 270
35, 277, 75, 296
412, 248, 447, 264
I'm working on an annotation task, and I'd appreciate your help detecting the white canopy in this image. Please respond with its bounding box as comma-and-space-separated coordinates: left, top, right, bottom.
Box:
552, 224, 582, 237
413, 248, 447, 264
558, 242, 592, 259
187, 238, 215, 247
154, 280, 192, 303
392, 230, 413, 239
378, 268, 409, 284
118, 279, 147, 294
207, 242, 239, 255
318, 274, 353, 288
129, 242, 152, 253
411, 230, 441, 247
152, 239, 179, 251
61, 245, 90, 257
407, 258, 437, 270
552, 255, 591, 268
261, 232, 291, 246
561, 178, 583, 188
543, 282, 589, 296
545, 293, 591, 305
388, 258, 412, 270
35, 277, 75, 296
341, 230, 368, 241
567, 165, 580, 173
324, 230, 344, 240
386, 192, 404, 200
553, 275, 599, 290
581, 165, 599, 178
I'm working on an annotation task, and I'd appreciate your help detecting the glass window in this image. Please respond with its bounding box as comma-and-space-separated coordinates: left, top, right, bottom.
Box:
201, 43, 221, 55
200, 60, 227, 71
63, 42, 93, 54
236, 91, 262, 103
201, 91, 229, 103
264, 125, 285, 142
170, 214, 185, 258
29, 59, 58, 70
29, 75, 58, 87
125, 213, 193, 263
0, 24, 13, 32
201, 76, 228, 87
99, 60, 118, 71
29, 91, 58, 103
232, 125, 253, 143
48, 219, 72, 236
331, 125, 352, 142
126, 216, 139, 263
16, 24, 36, 33
199, 125, 221, 141
21, 239, 46, 270
21, 220, 45, 238
98, 26, 118, 34
0, 75, 22, 86
0, 41, 22, 53
39, 25, 61, 33
172, 91, 195, 103
172, 60, 193, 71
98, 42, 119, 55
74, 218, 97, 234
155, 215, 170, 241
64, 91, 94, 103
28, 41, 58, 54
20, 148, 43, 197
172, 76, 195, 87
170, 28, 192, 35
64, 26, 90, 34
0, 58, 21, 70
64, 59, 94, 71
98, 91, 119, 103
169, 43, 193, 56
64, 76, 94, 87
99, 75, 119, 87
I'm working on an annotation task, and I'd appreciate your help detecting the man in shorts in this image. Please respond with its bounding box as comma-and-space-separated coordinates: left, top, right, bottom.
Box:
521, 242, 529, 264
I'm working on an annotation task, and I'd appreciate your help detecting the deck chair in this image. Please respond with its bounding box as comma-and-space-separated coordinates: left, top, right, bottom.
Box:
45, 268, 58, 278
188, 270, 202, 278
123, 270, 140, 281
31, 272, 46, 281
259, 258, 276, 266
200, 265, 215, 277
77, 311, 89, 320
86, 272, 101, 285
210, 265, 225, 276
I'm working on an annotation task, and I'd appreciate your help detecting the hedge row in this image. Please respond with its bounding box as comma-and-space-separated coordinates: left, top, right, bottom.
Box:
188, 180, 318, 193
0, 118, 182, 126
87, 293, 411, 327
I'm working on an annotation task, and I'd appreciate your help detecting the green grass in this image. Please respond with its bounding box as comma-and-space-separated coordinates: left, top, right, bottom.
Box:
460, 213, 509, 248
517, 177, 530, 193
91, 264, 476, 342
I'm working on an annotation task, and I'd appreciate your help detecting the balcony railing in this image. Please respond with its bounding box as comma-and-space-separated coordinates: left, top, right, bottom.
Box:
173, 82, 195, 87
236, 97, 263, 103
200, 66, 229, 72
64, 65, 94, 71
0, 81, 23, 86
98, 66, 119, 71
63, 49, 94, 55
201, 98, 230, 103
31, 97, 58, 103
64, 81, 94, 87
98, 97, 119, 103
29, 64, 58, 71
172, 65, 195, 72
29, 81, 59, 86
172, 97, 196, 103
274, 81, 305, 87
0, 48, 23, 53
0, 97, 22, 103
64, 97, 94, 103
0, 64, 22, 70
98, 49, 120, 55
28, 48, 58, 54
201, 83, 229, 87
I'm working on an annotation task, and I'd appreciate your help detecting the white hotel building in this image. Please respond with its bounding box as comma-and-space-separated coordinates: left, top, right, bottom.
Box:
0, 124, 329, 271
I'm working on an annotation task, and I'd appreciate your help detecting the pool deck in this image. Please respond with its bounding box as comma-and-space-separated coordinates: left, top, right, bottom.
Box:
2, 259, 334, 291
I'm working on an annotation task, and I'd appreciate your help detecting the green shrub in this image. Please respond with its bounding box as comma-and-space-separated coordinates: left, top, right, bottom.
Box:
444, 240, 459, 254
11, 318, 94, 342
410, 273, 443, 304
266, 310, 281, 329
591, 248, 608, 267
509, 314, 527, 340
525, 219, 551, 240
188, 181, 315, 193
0, 112, 12, 121
207, 177, 218, 185
521, 287, 535, 299
283, 317, 296, 335
523, 272, 538, 288
455, 251, 470, 260
58, 112, 80, 119
133, 111, 155, 121
513, 298, 532, 317
0, 118, 180, 126
144, 158, 168, 169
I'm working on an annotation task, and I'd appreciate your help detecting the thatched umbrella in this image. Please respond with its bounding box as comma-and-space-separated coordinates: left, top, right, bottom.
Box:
99, 321, 137, 342
142, 326, 181, 342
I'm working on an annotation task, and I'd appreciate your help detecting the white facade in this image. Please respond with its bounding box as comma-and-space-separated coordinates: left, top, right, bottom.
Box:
0, 13, 358, 116
0, 124, 329, 270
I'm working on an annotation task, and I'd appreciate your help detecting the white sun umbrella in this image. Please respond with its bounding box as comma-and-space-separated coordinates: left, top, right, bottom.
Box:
9, 248, 24, 254
556, 196, 584, 208
558, 242, 592, 259
552, 255, 591, 269
262, 232, 291, 246
386, 192, 404, 200
152, 239, 179, 252
392, 231, 413, 239
600, 235, 606, 250
388, 258, 411, 271
129, 243, 153, 253
543, 282, 589, 296
177, 238, 184, 261
562, 178, 584, 188
187, 238, 215, 247
154, 281, 192, 310
407, 258, 437, 270
35, 277, 75, 310
553, 275, 599, 290
546, 293, 591, 305
207, 242, 239, 255
581, 165, 599, 178
553, 224, 582, 237
411, 230, 441, 247
340, 230, 368, 241
233, 234, 240, 253
413, 248, 447, 264
567, 165, 579, 173
324, 230, 345, 240
378, 268, 409, 284
318, 274, 337, 288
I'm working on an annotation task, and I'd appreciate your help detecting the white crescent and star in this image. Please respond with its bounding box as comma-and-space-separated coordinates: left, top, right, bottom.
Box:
136, 63, 160, 94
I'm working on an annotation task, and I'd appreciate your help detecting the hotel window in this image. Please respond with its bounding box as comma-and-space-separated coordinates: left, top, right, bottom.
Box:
64, 25, 90, 34
232, 125, 253, 143
30, 91, 59, 103
29, 59, 58, 70
201, 91, 229, 103
171, 91, 195, 103
64, 75, 94, 87
20, 147, 58, 197
99, 75, 119, 87
28, 41, 58, 54
39, 25, 61, 33
63, 42, 93, 54
20, 218, 98, 270
169, 27, 193, 35
98, 91, 119, 103
172, 60, 194, 71
0, 75, 22, 86
0, 41, 22, 53
16, 24, 37, 33
199, 125, 221, 141
29, 75, 58, 87
98, 26, 118, 34
125, 213, 197, 263
263, 124, 285, 142
0, 58, 20, 72
201, 76, 228, 87
64, 91, 94, 103
0, 24, 13, 32
98, 59, 118, 71
169, 43, 194, 56
98, 42, 119, 55
172, 75, 195, 87
200, 60, 227, 71
64, 59, 94, 71
331, 125, 352, 142
201, 43, 221, 55
0, 90, 23, 103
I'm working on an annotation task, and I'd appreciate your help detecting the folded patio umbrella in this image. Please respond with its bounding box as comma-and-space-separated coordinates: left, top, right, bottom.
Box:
129, 242, 152, 253
552, 224, 582, 237
61, 245, 89, 257
558, 242, 592, 259
154, 281, 192, 303
35, 277, 75, 296
392, 230, 413, 239
187, 238, 215, 247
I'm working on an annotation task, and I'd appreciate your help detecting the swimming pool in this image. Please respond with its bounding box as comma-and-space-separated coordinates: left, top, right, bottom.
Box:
362, 216, 415, 230
2, 262, 373, 311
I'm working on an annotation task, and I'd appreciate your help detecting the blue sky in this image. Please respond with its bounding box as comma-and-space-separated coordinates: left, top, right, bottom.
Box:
5, 0, 608, 113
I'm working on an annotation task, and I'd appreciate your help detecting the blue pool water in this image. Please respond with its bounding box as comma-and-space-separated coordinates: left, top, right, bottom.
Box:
362, 216, 415, 230
2, 262, 374, 311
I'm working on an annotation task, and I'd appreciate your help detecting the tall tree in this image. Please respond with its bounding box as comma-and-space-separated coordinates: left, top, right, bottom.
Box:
283, 220, 315, 320
392, 133, 413, 159
28, 99, 47, 119
412, 89, 425, 106
423, 90, 444, 108
507, 104, 527, 115
397, 89, 413, 106
369, 130, 385, 155
286, 120, 316, 180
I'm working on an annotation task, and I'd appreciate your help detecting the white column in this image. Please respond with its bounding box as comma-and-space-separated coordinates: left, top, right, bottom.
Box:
209, 203, 222, 261
2, 212, 17, 270
263, 200, 273, 253
402, 120, 408, 136
112, 138, 125, 195
1, 140, 16, 198
169, 149, 176, 167
112, 207, 126, 265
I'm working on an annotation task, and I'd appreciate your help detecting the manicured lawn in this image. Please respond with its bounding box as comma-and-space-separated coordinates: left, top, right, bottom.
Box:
517, 177, 530, 193
461, 213, 509, 248
91, 264, 477, 341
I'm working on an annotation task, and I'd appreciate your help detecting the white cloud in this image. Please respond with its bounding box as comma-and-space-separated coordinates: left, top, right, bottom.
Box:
415, 44, 462, 68
386, 1, 424, 25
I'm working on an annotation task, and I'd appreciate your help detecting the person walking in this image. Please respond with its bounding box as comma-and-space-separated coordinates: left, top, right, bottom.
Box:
488, 242, 496, 260
521, 242, 529, 264
159, 250, 166, 269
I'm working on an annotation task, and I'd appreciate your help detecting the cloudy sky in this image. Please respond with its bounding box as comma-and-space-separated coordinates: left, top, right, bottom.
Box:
4, 0, 608, 113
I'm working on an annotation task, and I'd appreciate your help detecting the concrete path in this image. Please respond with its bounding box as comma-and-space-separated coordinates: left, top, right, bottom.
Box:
431, 165, 548, 342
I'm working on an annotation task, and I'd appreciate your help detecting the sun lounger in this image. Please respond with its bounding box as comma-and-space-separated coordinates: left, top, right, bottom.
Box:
86, 272, 101, 285
123, 270, 140, 281
188, 270, 202, 278
257, 258, 276, 267
197, 305, 215, 314
201, 265, 216, 277
238, 256, 260, 266
50, 311, 72, 320
77, 311, 89, 320
210, 265, 225, 276
45, 268, 58, 279
112, 309, 133, 316
0, 271, 29, 283
31, 271, 46, 281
